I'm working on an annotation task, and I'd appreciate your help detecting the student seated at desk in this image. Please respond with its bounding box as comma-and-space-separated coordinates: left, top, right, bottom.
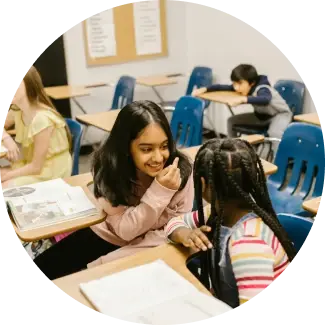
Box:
192, 64, 292, 139
34, 100, 194, 280
1, 66, 72, 188
166, 138, 296, 308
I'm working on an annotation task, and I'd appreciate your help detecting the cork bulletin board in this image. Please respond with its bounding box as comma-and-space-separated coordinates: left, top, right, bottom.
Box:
83, 0, 168, 66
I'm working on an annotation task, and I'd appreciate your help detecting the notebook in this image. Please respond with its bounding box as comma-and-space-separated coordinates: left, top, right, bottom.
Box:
4, 179, 97, 231
80, 260, 231, 324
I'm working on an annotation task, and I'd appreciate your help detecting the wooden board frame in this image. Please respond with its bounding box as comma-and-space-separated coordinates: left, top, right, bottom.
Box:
83, 0, 168, 66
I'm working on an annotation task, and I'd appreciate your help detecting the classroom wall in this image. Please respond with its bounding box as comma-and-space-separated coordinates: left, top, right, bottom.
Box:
63, 1, 316, 142
63, 0, 189, 144
184, 2, 316, 134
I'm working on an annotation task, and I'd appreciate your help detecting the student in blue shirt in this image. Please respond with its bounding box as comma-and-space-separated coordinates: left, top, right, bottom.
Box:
192, 64, 292, 139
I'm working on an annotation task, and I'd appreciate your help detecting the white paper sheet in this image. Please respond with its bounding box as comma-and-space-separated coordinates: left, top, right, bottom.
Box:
80, 260, 231, 324
133, 1, 162, 55
87, 10, 116, 58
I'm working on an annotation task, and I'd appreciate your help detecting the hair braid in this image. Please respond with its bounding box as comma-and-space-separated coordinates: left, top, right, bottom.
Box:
216, 151, 296, 261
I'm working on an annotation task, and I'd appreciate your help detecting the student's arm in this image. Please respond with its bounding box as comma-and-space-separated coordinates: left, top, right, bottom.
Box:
4, 109, 15, 130
229, 235, 276, 305
247, 87, 272, 105
206, 84, 235, 92
165, 204, 211, 235
1, 127, 53, 182
99, 179, 177, 242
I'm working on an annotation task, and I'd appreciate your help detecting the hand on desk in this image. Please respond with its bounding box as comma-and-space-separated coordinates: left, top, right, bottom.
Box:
192, 87, 207, 97
225, 96, 248, 107
2, 136, 20, 162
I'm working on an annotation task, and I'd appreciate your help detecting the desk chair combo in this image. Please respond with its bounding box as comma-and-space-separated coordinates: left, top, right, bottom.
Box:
233, 80, 306, 161
80, 76, 135, 143
267, 122, 324, 217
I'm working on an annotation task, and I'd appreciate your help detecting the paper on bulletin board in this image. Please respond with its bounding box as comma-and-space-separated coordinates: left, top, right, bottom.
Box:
133, 0, 162, 56
87, 10, 117, 58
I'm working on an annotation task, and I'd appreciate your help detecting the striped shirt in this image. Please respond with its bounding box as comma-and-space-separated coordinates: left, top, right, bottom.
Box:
165, 206, 289, 305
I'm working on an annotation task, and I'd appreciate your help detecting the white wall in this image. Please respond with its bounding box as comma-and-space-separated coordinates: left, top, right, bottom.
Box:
184, 2, 316, 134
63, 1, 316, 141
63, 0, 188, 143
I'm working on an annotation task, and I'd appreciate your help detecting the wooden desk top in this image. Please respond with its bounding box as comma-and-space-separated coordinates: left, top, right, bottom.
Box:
53, 244, 210, 308
180, 145, 277, 176
302, 196, 321, 214
10, 173, 105, 242
76, 109, 121, 132
45, 86, 91, 100
137, 75, 178, 87
294, 113, 321, 126
198, 91, 240, 104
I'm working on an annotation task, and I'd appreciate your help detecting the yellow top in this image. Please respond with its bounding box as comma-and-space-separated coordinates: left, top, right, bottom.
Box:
11, 109, 72, 186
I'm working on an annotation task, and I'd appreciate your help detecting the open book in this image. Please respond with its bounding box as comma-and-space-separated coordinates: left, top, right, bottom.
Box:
80, 260, 232, 324
4, 178, 97, 231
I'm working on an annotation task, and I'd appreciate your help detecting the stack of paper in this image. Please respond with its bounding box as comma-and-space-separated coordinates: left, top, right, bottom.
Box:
80, 260, 232, 324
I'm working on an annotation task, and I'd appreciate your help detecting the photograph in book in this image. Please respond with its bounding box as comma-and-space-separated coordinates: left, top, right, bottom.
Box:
4, 180, 97, 231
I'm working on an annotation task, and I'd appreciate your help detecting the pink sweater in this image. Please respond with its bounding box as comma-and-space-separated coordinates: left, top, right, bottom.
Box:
88, 170, 194, 267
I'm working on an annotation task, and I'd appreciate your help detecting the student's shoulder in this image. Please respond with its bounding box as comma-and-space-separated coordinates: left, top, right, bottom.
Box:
32, 108, 64, 128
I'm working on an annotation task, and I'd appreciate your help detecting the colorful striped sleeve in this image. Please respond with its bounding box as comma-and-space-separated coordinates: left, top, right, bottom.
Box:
228, 235, 276, 305
165, 204, 211, 238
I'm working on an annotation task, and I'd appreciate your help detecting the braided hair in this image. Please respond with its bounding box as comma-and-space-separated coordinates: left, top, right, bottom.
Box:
193, 138, 296, 299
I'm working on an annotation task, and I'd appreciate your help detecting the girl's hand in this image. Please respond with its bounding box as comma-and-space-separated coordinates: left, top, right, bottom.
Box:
1, 168, 11, 182
181, 226, 213, 251
156, 157, 181, 190
192, 87, 207, 97
3, 136, 20, 162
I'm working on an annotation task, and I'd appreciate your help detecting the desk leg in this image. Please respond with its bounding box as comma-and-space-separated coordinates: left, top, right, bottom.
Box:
152, 86, 164, 103
72, 98, 87, 115
227, 105, 235, 116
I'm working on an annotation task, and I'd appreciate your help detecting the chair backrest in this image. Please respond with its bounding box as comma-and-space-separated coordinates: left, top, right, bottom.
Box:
274, 80, 305, 116
269, 122, 324, 198
170, 96, 205, 148
111, 76, 136, 110
65, 118, 83, 176
186, 66, 213, 108
277, 213, 313, 252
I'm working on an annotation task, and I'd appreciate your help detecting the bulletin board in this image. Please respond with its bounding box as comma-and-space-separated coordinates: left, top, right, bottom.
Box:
83, 0, 168, 66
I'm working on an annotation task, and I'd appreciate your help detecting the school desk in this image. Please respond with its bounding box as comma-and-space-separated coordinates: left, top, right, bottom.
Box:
197, 91, 241, 116
76, 109, 121, 133
7, 129, 16, 136
137, 75, 178, 102
180, 144, 278, 176
53, 244, 210, 309
302, 196, 321, 215
294, 113, 321, 126
9, 173, 106, 242
45, 85, 91, 115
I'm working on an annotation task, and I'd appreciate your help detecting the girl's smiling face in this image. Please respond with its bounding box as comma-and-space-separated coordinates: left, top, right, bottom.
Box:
130, 123, 170, 177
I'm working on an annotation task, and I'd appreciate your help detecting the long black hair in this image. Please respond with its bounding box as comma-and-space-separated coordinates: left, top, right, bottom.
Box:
92, 100, 192, 207
193, 138, 296, 298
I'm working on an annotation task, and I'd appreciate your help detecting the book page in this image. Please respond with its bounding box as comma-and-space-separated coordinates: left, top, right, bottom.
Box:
124, 291, 231, 324
3, 178, 71, 206
80, 260, 231, 323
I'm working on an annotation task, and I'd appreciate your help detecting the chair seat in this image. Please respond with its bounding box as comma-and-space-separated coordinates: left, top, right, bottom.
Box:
267, 182, 311, 216
232, 124, 268, 136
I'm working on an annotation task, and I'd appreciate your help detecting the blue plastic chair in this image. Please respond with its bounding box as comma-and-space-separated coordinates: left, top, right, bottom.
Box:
162, 66, 213, 110
170, 96, 205, 148
65, 118, 83, 176
277, 213, 314, 252
267, 122, 324, 215
111, 76, 136, 110
232, 79, 306, 136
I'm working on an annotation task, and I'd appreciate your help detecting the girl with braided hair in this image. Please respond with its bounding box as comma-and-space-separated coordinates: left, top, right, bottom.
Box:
165, 138, 296, 308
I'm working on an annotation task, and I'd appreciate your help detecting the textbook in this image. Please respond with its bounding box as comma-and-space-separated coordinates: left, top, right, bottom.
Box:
4, 179, 97, 231
80, 260, 231, 324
